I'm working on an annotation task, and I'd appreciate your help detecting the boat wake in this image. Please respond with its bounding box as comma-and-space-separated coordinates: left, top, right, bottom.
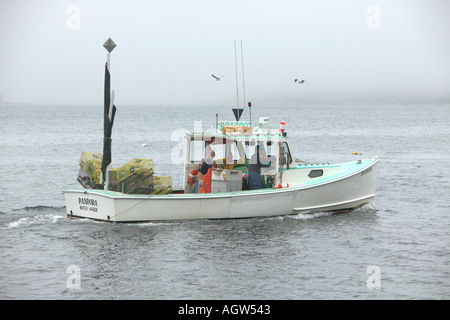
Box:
290, 211, 335, 220
2, 213, 65, 230
13, 205, 66, 212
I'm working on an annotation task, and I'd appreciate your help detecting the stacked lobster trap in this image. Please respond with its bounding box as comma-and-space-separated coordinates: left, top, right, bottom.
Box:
77, 152, 172, 194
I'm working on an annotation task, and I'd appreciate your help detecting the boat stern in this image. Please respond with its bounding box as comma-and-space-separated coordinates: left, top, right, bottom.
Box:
64, 189, 117, 222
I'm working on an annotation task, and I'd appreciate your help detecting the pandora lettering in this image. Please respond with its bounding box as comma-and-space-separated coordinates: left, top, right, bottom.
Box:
78, 197, 98, 212
78, 198, 98, 206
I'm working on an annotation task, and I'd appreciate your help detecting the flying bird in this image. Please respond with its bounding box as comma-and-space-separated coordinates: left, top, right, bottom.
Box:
212, 74, 223, 81
295, 79, 310, 86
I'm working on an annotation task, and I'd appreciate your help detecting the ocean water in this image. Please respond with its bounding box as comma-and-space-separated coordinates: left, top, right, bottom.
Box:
0, 103, 449, 300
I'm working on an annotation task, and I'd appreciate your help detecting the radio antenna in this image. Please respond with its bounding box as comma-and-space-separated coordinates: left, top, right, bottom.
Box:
234, 41, 240, 109
240, 40, 247, 122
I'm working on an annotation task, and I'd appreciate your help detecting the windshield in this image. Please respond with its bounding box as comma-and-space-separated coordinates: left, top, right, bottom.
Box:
189, 138, 239, 163
242, 140, 276, 160
188, 136, 281, 164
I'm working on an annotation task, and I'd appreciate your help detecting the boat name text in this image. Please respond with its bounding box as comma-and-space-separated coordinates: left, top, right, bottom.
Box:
219, 120, 250, 129
78, 197, 98, 212
361, 166, 372, 176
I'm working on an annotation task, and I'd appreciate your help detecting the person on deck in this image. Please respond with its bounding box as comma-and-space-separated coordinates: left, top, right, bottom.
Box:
198, 149, 216, 193
248, 145, 271, 190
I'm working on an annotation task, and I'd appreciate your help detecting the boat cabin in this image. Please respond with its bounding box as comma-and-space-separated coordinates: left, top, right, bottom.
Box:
183, 122, 295, 193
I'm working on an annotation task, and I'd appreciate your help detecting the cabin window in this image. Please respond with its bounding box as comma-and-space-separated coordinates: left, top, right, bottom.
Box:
265, 141, 275, 158
210, 141, 240, 163
189, 140, 205, 162
308, 169, 323, 178
210, 143, 226, 160
227, 142, 241, 162
281, 142, 292, 165
232, 142, 241, 161
243, 140, 274, 160
190, 139, 240, 164
243, 141, 256, 159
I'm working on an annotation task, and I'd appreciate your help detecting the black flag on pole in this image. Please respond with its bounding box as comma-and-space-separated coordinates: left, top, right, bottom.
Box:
101, 60, 117, 183
232, 108, 244, 121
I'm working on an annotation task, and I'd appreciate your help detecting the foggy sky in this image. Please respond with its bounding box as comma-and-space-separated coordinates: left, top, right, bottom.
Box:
1, 0, 449, 106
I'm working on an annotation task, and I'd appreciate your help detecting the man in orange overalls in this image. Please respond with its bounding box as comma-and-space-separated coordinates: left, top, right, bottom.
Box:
198, 148, 215, 193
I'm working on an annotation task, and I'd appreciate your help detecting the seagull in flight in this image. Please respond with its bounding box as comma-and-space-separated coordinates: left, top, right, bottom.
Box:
295, 79, 310, 86
212, 74, 223, 81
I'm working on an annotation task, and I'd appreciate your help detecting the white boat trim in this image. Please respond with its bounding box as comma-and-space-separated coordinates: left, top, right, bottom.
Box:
292, 195, 374, 212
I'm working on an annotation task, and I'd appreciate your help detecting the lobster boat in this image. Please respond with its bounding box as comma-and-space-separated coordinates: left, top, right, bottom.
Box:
63, 39, 379, 222
64, 125, 379, 222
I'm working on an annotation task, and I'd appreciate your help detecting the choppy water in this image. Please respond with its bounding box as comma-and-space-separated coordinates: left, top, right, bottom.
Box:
0, 103, 449, 300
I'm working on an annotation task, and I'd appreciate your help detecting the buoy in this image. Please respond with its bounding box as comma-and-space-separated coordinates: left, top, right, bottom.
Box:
352, 152, 362, 155
280, 120, 286, 133
435, 138, 438, 141
187, 169, 198, 187
278, 183, 289, 188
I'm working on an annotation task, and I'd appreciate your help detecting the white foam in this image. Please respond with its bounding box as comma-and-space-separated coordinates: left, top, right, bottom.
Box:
290, 211, 334, 220
3, 214, 64, 229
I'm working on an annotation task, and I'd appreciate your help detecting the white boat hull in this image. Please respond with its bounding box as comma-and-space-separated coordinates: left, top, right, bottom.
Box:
64, 158, 379, 222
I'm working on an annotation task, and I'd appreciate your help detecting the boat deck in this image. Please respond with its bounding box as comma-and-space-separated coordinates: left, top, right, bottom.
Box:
64, 157, 378, 199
